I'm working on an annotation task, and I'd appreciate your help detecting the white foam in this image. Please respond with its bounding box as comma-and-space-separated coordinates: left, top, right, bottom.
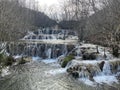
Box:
42, 59, 57, 64
79, 78, 96, 87
32, 57, 58, 64
94, 75, 118, 85
32, 56, 41, 61
79, 75, 118, 87
68, 60, 100, 67
45, 68, 66, 76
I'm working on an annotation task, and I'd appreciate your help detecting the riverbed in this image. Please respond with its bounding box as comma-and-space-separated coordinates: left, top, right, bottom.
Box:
0, 61, 120, 90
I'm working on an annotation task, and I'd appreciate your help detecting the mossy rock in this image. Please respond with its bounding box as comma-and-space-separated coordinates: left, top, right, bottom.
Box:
18, 57, 27, 65
61, 55, 74, 68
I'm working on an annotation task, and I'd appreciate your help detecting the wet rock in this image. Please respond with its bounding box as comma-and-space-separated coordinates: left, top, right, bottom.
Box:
72, 71, 79, 79
58, 55, 65, 65
89, 74, 94, 82
66, 60, 102, 79
112, 45, 119, 57
32, 36, 36, 39
67, 45, 75, 53
82, 53, 89, 60
61, 55, 74, 68
116, 72, 120, 80
82, 52, 97, 60
53, 49, 61, 58
81, 48, 87, 54
67, 66, 80, 79
109, 60, 120, 74
99, 61, 105, 71
67, 67, 73, 74
18, 57, 27, 65
89, 52, 97, 60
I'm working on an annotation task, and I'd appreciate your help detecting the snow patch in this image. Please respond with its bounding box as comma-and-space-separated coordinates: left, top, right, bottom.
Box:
13, 55, 22, 59
1, 67, 11, 77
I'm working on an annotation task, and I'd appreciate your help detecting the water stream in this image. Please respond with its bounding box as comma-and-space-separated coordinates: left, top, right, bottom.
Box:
0, 61, 119, 90
0, 29, 120, 90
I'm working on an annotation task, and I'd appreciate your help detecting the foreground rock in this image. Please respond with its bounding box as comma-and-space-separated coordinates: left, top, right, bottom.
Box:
66, 59, 120, 81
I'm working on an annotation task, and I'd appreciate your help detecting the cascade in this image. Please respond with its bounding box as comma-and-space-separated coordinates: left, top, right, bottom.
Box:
47, 48, 52, 59
102, 61, 112, 75
7, 28, 78, 59
65, 44, 120, 79
67, 59, 120, 79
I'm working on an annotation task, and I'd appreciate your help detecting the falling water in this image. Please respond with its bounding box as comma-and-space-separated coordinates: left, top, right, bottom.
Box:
102, 61, 112, 75
47, 48, 52, 59
7, 28, 78, 59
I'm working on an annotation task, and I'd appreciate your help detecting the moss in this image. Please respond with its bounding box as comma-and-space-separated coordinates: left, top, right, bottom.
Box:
61, 55, 74, 68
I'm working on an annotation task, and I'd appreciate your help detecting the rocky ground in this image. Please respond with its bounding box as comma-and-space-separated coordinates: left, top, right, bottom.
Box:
0, 61, 120, 90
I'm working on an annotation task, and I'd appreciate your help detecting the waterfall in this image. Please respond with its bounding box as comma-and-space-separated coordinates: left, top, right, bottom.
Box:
67, 59, 120, 78
47, 48, 52, 59
102, 61, 112, 75
7, 28, 78, 59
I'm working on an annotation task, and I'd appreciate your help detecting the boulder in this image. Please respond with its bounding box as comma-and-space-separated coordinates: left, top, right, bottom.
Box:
72, 71, 79, 79
61, 55, 74, 68
112, 45, 119, 57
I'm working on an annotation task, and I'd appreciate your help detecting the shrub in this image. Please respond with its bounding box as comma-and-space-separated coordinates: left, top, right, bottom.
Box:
4, 55, 15, 66
0, 66, 2, 74
0, 53, 5, 64
61, 55, 74, 68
